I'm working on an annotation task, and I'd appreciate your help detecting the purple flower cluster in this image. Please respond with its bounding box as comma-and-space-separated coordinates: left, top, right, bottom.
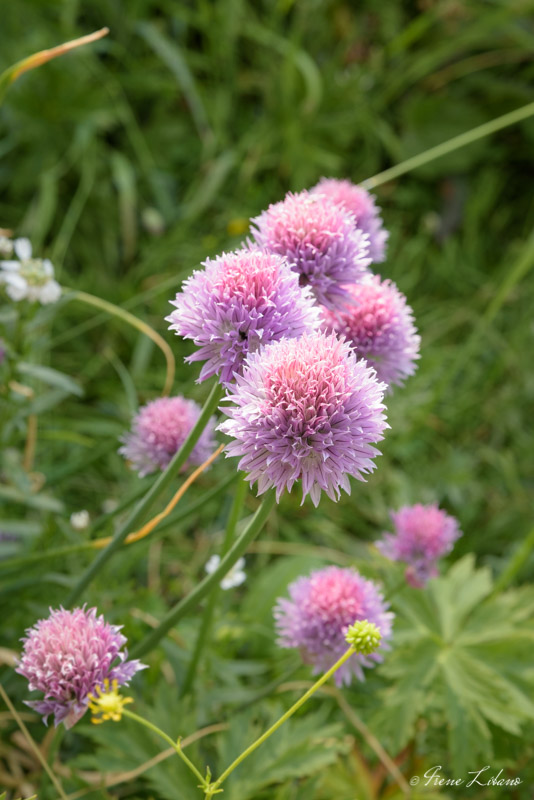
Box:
274, 566, 393, 685
119, 395, 216, 477
219, 332, 388, 506
16, 607, 145, 728
167, 249, 319, 386
377, 503, 462, 587
311, 178, 389, 263
250, 190, 371, 309
320, 275, 420, 389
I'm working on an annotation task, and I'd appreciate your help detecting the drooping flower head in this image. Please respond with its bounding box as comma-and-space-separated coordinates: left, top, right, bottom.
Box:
119, 395, 216, 477
321, 275, 420, 389
311, 178, 389, 263
274, 566, 393, 686
166, 249, 319, 386
377, 503, 462, 588
219, 332, 388, 507
250, 191, 371, 309
16, 606, 145, 728
0, 238, 61, 304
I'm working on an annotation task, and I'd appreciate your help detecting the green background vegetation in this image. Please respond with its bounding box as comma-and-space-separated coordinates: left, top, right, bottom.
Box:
1, 1, 533, 798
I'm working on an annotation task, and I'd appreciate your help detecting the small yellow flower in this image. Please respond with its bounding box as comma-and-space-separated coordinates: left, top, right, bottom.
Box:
88, 678, 133, 724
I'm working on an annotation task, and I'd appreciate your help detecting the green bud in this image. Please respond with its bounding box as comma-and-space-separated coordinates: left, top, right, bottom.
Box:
345, 620, 381, 655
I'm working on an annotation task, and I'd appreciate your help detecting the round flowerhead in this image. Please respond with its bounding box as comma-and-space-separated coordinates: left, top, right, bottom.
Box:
250, 190, 371, 310
274, 566, 393, 685
377, 503, 462, 588
311, 178, 389, 263
16, 606, 145, 728
166, 248, 319, 386
0, 238, 61, 304
119, 395, 216, 477
205, 555, 247, 590
219, 332, 388, 507
321, 275, 420, 389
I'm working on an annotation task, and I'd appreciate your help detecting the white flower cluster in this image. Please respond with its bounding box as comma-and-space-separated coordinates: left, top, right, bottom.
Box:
205, 555, 247, 590
0, 238, 61, 304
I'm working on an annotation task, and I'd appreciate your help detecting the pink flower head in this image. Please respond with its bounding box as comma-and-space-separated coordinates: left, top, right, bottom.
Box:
377, 504, 462, 587
274, 566, 393, 686
219, 332, 388, 507
250, 190, 371, 310
16, 606, 145, 728
119, 395, 216, 477
321, 275, 420, 389
311, 178, 389, 263
166, 249, 319, 386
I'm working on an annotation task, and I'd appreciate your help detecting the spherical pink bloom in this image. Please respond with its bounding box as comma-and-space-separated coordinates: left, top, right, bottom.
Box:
250, 190, 371, 309
219, 332, 388, 507
166, 249, 319, 386
320, 275, 420, 389
16, 607, 145, 728
274, 566, 393, 686
377, 504, 462, 587
311, 178, 389, 263
119, 395, 216, 477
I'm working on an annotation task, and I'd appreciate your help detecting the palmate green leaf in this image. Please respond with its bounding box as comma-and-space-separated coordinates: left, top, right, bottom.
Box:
376, 556, 534, 770
445, 684, 492, 775
219, 707, 347, 800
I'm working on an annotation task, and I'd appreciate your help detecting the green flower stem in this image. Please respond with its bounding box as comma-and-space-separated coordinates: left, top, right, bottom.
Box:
121, 708, 206, 787
66, 381, 224, 605
493, 525, 534, 594
205, 644, 356, 799
180, 475, 249, 697
363, 100, 534, 189
131, 490, 276, 659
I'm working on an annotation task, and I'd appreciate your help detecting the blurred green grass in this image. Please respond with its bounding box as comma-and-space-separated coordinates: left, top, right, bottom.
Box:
1, 0, 534, 664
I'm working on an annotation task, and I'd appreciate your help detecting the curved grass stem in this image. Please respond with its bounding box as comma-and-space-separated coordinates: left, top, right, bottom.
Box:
67, 289, 175, 396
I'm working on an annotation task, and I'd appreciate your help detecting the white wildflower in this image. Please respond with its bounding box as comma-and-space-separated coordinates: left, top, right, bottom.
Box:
0, 235, 14, 258
70, 510, 90, 531
0, 238, 61, 305
205, 555, 246, 590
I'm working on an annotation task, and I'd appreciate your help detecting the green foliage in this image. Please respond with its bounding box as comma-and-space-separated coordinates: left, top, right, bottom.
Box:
1, 1, 534, 798
374, 556, 534, 772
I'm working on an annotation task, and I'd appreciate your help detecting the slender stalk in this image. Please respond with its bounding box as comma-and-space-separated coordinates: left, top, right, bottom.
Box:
180, 475, 249, 697
493, 526, 534, 595
0, 683, 69, 800
363, 100, 534, 189
67, 381, 224, 604
67, 289, 176, 396
131, 490, 276, 659
121, 708, 205, 787
205, 645, 356, 798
